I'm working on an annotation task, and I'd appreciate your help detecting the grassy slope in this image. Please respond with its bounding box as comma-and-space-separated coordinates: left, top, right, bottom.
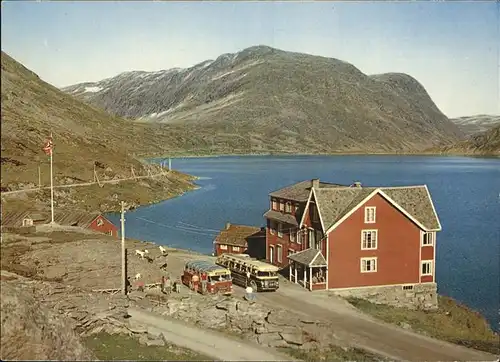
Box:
65, 46, 464, 154
0, 52, 197, 212
347, 296, 499, 355
426, 124, 500, 156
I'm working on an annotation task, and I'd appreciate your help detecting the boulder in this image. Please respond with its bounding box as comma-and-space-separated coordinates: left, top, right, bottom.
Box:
280, 332, 305, 346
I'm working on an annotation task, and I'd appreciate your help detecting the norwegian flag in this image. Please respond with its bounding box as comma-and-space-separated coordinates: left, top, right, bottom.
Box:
42, 136, 53, 156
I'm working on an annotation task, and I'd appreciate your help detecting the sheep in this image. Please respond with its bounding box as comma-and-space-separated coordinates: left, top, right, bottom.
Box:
159, 245, 168, 256
135, 249, 149, 259
134, 273, 142, 280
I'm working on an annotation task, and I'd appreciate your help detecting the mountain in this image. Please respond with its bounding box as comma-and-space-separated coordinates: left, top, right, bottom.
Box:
1, 52, 194, 212
433, 124, 500, 156
449, 115, 500, 136
63, 45, 464, 153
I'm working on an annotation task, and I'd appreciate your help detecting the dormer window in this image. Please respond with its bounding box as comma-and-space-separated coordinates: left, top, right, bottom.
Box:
279, 201, 285, 212
285, 202, 292, 213
271, 199, 277, 210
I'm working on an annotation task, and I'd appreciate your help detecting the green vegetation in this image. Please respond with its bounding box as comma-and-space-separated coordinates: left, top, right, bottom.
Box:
283, 345, 387, 361
83, 333, 210, 361
347, 296, 499, 355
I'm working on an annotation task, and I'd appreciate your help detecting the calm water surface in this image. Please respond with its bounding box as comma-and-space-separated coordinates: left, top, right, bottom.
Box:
107, 155, 500, 331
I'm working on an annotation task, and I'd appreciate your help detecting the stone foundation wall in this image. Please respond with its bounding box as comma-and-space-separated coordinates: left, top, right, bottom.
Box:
331, 283, 438, 310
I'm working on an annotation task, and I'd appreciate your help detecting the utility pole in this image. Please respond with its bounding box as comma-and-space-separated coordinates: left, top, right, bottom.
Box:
168, 157, 171, 171
120, 201, 127, 295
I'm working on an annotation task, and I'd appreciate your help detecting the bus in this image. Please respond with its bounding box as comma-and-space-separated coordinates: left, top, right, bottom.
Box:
216, 253, 279, 292
181, 259, 232, 295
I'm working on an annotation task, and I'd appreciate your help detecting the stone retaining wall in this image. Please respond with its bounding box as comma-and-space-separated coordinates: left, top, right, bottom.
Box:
331, 283, 438, 310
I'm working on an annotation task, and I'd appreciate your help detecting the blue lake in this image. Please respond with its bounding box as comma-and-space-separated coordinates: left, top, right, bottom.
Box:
107, 155, 500, 331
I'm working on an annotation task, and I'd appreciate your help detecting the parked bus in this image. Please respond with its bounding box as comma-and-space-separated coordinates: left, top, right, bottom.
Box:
216, 253, 279, 292
181, 260, 232, 295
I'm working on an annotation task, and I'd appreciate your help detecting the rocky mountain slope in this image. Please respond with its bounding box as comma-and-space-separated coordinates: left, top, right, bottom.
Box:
434, 124, 500, 156
449, 115, 500, 136
64, 45, 464, 153
1, 52, 195, 211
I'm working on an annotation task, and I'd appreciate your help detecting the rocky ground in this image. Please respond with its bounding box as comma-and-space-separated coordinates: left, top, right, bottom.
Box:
0, 227, 357, 359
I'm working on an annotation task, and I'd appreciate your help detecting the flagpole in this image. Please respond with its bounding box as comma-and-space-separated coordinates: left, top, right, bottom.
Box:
50, 133, 54, 224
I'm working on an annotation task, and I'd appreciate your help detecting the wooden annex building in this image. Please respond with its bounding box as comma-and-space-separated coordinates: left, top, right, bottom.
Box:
213, 223, 266, 259
1, 208, 118, 237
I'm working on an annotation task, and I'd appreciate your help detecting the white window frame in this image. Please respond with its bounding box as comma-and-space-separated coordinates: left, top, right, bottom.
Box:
361, 230, 378, 250
97, 218, 104, 227
279, 201, 285, 212
285, 202, 292, 213
360, 257, 377, 273
290, 229, 296, 242
297, 229, 303, 244
22, 218, 34, 227
270, 221, 276, 235
232, 246, 240, 252
220, 244, 228, 250
277, 223, 283, 238
364, 207, 376, 223
276, 244, 283, 263
107, 230, 113, 236
422, 232, 434, 246
272, 199, 277, 210
269, 246, 274, 263
421, 260, 433, 276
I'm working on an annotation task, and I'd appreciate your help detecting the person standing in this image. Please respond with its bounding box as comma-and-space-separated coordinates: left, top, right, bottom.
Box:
201, 272, 208, 294
192, 273, 199, 293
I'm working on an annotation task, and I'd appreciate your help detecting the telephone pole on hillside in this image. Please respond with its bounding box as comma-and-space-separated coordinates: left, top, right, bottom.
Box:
120, 201, 127, 295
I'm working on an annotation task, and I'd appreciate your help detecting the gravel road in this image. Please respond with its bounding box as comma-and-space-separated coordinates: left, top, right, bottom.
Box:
127, 307, 296, 361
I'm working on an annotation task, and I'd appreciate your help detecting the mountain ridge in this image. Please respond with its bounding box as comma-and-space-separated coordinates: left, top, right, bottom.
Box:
63, 45, 464, 154
449, 114, 500, 136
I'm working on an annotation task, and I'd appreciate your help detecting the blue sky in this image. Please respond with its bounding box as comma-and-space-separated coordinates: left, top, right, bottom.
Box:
1, 1, 499, 118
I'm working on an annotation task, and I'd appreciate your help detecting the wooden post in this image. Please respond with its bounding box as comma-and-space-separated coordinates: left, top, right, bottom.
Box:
120, 201, 127, 295
303, 267, 306, 288
289, 264, 292, 282
294, 264, 298, 283
309, 267, 313, 291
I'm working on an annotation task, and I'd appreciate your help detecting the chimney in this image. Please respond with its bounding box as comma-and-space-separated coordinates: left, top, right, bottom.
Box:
354, 181, 362, 188
312, 178, 320, 189
225, 222, 231, 230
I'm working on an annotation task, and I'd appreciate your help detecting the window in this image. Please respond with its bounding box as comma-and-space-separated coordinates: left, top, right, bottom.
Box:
279, 201, 285, 212
285, 202, 292, 213
232, 246, 240, 252
402, 285, 414, 291
421, 260, 433, 276
288, 249, 295, 256
269, 246, 274, 263
22, 218, 33, 227
277, 223, 283, 238
290, 229, 296, 242
107, 230, 113, 236
270, 221, 276, 235
294, 205, 299, 213
297, 230, 302, 244
361, 257, 377, 273
272, 199, 277, 210
97, 218, 104, 227
220, 244, 228, 250
364, 207, 376, 223
361, 230, 378, 250
422, 232, 434, 246
276, 245, 282, 263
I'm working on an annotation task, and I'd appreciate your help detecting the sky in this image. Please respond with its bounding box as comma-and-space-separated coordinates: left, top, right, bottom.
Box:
1, 1, 499, 118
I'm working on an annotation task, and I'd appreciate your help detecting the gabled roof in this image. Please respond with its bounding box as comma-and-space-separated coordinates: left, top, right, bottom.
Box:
54, 211, 104, 228
214, 224, 262, 247
288, 248, 327, 267
1, 209, 48, 227
269, 180, 345, 202
314, 185, 441, 232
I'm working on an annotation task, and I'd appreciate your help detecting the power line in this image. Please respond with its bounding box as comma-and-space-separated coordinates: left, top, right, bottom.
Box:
135, 216, 218, 237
